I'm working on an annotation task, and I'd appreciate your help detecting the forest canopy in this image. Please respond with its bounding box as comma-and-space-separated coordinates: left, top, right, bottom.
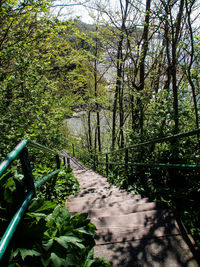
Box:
1, 0, 200, 156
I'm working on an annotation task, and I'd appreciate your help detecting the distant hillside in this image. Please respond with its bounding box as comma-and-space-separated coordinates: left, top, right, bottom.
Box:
73, 19, 96, 33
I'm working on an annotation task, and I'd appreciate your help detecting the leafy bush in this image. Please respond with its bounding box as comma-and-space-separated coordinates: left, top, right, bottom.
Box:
33, 166, 80, 205
6, 200, 110, 267
0, 166, 26, 235
0, 166, 111, 266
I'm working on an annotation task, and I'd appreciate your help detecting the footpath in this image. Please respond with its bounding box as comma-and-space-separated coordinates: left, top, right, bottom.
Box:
64, 151, 199, 267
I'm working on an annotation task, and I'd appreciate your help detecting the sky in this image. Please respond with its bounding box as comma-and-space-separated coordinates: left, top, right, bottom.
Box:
51, 1, 99, 24
51, 0, 200, 29
51, 0, 119, 24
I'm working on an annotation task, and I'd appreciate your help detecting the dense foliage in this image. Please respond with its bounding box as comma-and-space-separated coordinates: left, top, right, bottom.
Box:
0, 0, 95, 160
0, 163, 110, 266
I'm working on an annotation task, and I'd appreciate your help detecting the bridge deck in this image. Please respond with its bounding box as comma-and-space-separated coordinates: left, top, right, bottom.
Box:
64, 152, 199, 267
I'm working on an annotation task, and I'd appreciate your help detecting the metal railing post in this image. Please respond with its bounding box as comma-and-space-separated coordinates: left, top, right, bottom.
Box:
20, 147, 36, 196
125, 148, 129, 185
106, 153, 108, 176
67, 157, 70, 168
56, 155, 60, 169
96, 154, 98, 170
49, 155, 60, 199
125, 148, 128, 173
93, 153, 96, 171
72, 144, 75, 157
63, 157, 66, 166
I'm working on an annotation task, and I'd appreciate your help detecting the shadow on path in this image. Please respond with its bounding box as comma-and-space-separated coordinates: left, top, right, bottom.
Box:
64, 152, 199, 267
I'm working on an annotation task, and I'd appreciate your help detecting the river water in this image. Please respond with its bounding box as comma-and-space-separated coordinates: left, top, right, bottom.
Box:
65, 110, 112, 135
64, 110, 114, 148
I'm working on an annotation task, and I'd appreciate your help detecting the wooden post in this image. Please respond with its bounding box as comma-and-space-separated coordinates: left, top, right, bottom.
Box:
72, 144, 75, 157
63, 157, 66, 167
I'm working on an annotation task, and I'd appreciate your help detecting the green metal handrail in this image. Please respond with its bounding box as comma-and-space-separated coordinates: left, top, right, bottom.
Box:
64, 140, 94, 163
0, 139, 64, 177
105, 128, 200, 155
101, 128, 200, 176
0, 139, 68, 262
0, 190, 34, 260
65, 128, 200, 176
97, 161, 200, 168
0, 139, 29, 177
29, 140, 62, 155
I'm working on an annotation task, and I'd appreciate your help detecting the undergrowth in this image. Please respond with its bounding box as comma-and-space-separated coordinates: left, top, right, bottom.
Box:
0, 165, 111, 267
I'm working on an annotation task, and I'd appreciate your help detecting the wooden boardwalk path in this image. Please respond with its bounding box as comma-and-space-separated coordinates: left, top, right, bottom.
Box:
64, 152, 199, 266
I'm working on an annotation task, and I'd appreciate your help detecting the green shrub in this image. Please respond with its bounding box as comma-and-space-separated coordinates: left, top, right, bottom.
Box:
7, 200, 110, 267
0, 167, 111, 266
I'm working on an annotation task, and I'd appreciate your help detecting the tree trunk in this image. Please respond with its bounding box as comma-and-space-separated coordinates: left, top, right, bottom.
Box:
172, 0, 184, 134
112, 0, 129, 149
119, 67, 125, 148
185, 0, 199, 129
112, 30, 124, 149
94, 25, 101, 152
137, 0, 151, 136
139, 0, 151, 92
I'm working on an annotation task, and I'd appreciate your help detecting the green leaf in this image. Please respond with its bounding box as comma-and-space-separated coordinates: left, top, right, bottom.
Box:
76, 226, 95, 236
70, 213, 89, 226
42, 238, 54, 251
26, 212, 47, 219
87, 248, 94, 259
28, 199, 56, 213
50, 253, 66, 267
90, 257, 112, 267
84, 248, 95, 267
44, 229, 58, 239
0, 169, 13, 183
65, 252, 80, 266
84, 259, 96, 267
55, 235, 85, 249
41, 257, 51, 267
17, 248, 40, 260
